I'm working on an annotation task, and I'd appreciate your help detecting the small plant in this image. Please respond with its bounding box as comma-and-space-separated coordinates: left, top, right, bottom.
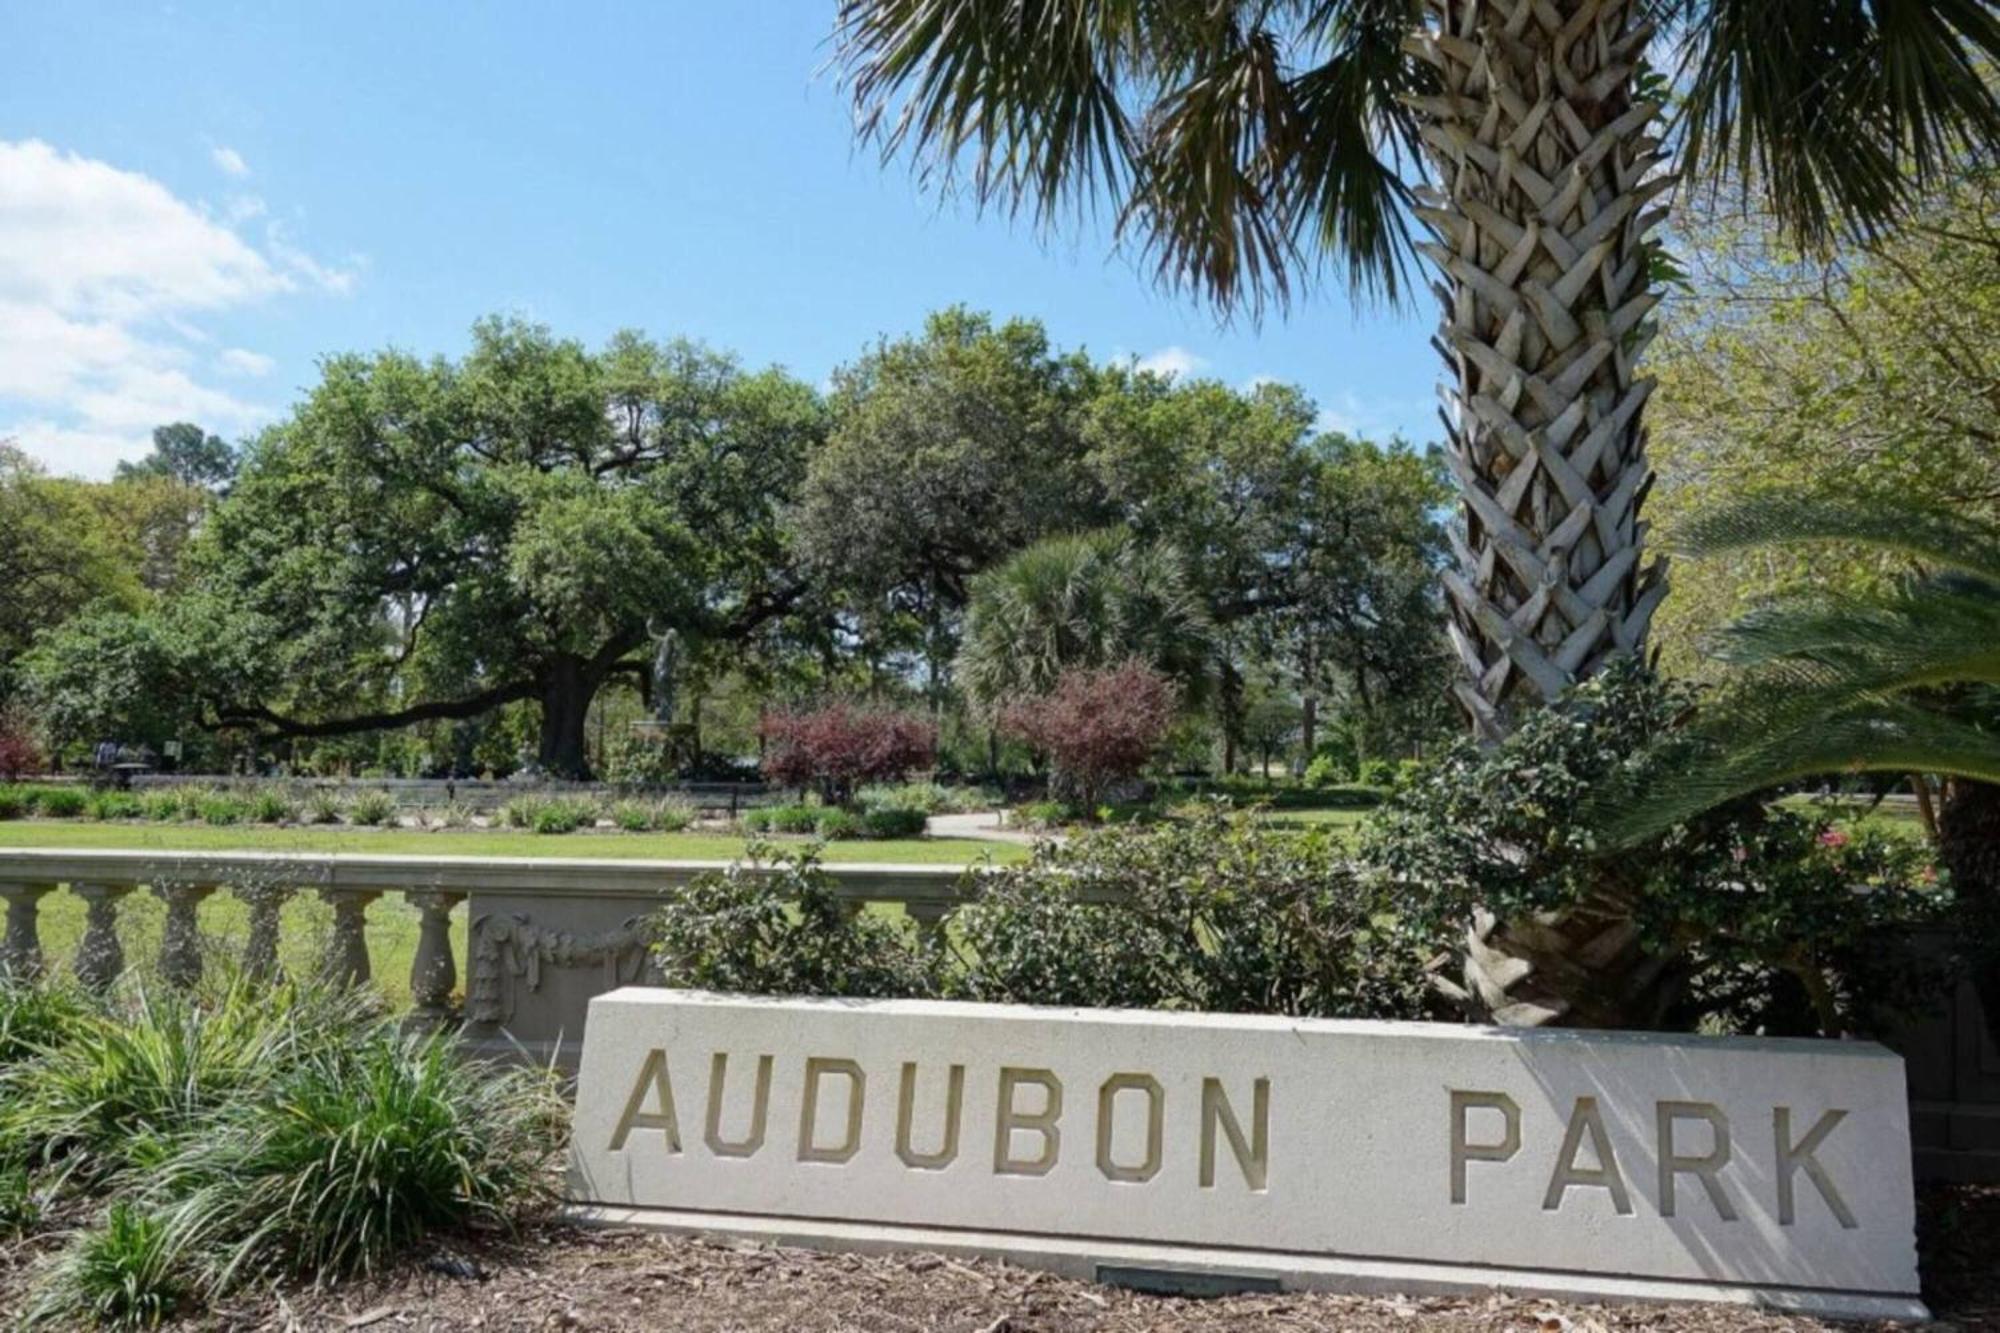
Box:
85, 790, 143, 821
249, 788, 295, 824
500, 794, 544, 829
137, 790, 181, 822
768, 803, 820, 834
0, 786, 26, 820
862, 806, 928, 839
611, 799, 656, 832
530, 800, 587, 835
429, 800, 474, 829
346, 790, 397, 827
0, 978, 90, 1068
0, 1163, 40, 1237
32, 785, 88, 819
301, 788, 345, 825
813, 808, 865, 840
172, 786, 207, 822
197, 792, 251, 826
1014, 799, 1071, 829
650, 796, 696, 832
31, 1201, 191, 1330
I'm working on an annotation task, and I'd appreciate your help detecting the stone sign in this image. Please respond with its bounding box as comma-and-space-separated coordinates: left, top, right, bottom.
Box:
567, 989, 1926, 1320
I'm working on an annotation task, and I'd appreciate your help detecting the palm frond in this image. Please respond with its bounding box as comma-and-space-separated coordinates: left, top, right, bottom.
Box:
1668, 0, 2000, 248
1674, 491, 2000, 581
1711, 577, 2000, 692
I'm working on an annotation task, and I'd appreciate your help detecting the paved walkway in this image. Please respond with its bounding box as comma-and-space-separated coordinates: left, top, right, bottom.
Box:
927, 811, 1046, 847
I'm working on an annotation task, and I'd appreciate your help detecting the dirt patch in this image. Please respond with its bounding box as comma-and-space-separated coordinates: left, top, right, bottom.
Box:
4, 1185, 1992, 1331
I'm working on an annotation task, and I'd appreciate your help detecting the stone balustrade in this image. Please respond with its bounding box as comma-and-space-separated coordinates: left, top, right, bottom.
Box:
0, 849, 993, 1060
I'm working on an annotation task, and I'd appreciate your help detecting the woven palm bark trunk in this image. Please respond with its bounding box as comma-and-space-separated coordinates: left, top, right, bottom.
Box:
1407, 0, 1673, 1026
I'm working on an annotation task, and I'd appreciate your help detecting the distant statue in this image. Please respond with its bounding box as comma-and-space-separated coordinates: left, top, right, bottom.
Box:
646, 620, 681, 725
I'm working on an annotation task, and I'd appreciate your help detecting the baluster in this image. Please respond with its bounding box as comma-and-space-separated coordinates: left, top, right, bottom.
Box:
405, 889, 466, 1025
153, 882, 215, 989
236, 883, 290, 979
319, 888, 380, 987
905, 900, 952, 946
0, 882, 55, 979
73, 882, 135, 990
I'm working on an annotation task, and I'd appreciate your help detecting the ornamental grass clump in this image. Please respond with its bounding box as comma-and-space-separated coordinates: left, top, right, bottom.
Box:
31, 785, 87, 819
346, 789, 397, 827
30, 1200, 193, 1330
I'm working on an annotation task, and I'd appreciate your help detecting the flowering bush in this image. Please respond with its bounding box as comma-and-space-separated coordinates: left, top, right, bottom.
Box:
1000, 661, 1176, 815
0, 712, 43, 781
759, 703, 935, 806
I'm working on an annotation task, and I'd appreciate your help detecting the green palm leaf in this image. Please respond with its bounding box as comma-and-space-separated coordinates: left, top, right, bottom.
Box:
1676, 492, 2000, 581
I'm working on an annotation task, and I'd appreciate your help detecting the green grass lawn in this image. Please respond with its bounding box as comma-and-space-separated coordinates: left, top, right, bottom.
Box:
3, 818, 1023, 1005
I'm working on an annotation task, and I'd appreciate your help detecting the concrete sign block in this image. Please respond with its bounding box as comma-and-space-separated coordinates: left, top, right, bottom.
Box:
567, 990, 1926, 1320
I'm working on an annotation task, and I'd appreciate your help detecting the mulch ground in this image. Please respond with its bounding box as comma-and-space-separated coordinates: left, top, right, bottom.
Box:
4, 1184, 1994, 1332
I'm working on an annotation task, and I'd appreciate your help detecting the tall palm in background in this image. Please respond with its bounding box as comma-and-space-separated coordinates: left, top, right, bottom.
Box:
835, 0, 2000, 1024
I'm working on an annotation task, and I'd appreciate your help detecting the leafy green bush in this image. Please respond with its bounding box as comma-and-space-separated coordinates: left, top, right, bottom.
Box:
1357, 758, 1396, 787
249, 789, 295, 824
611, 799, 656, 832
862, 806, 928, 839
0, 978, 89, 1070
858, 781, 996, 815
0, 786, 26, 820
1362, 663, 1944, 1035
500, 793, 543, 828
300, 788, 344, 825
172, 786, 207, 822
85, 791, 142, 821
138, 791, 182, 823
951, 811, 1436, 1017
813, 808, 865, 839
196, 792, 250, 826
346, 790, 397, 827
746, 803, 820, 834
650, 849, 933, 999
1014, 799, 1071, 829
527, 796, 595, 835
32, 785, 87, 818
31, 1201, 192, 1330
1302, 753, 1347, 788
650, 796, 696, 832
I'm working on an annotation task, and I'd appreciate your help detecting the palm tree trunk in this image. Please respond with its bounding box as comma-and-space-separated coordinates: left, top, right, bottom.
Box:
1938, 778, 2000, 1033
1411, 0, 1673, 1026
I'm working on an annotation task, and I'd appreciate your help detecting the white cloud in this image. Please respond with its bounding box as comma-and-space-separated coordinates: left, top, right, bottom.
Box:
211, 145, 250, 178
0, 139, 352, 478
1133, 345, 1206, 380
217, 347, 274, 377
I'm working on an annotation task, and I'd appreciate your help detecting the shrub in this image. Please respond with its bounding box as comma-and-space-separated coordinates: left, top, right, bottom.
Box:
301, 788, 344, 825
949, 811, 1436, 1018
1357, 758, 1396, 787
858, 781, 995, 815
862, 806, 928, 839
0, 978, 89, 1069
138, 790, 182, 822
0, 786, 25, 821
527, 796, 595, 835
85, 790, 142, 821
346, 790, 397, 827
172, 786, 206, 822
649, 796, 696, 832
500, 793, 543, 829
1362, 663, 1944, 1036
429, 800, 474, 829
745, 803, 819, 835
1302, 753, 1347, 788
1014, 799, 1071, 829
0, 711, 44, 780
813, 808, 865, 840
155, 1023, 564, 1283
31, 1201, 192, 1330
249, 789, 295, 824
197, 792, 250, 826
32, 785, 88, 819
760, 702, 936, 805
611, 799, 656, 832
650, 849, 932, 999
1000, 661, 1177, 815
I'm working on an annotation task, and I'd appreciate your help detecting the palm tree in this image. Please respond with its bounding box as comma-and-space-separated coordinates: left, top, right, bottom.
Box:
835, 0, 2000, 1025
957, 529, 1213, 711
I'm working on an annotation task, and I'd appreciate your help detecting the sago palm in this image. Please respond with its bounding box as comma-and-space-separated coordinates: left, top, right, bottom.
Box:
836, 0, 2000, 1025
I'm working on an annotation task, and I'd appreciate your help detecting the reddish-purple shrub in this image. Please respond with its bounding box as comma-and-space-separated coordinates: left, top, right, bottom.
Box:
0, 711, 44, 780
1001, 661, 1177, 815
760, 703, 936, 806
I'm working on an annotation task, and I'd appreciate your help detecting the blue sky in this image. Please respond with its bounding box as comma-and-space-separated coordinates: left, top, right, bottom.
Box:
2, 2, 1435, 479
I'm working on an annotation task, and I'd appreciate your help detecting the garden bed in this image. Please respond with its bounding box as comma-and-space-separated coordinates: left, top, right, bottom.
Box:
5, 1183, 1988, 1331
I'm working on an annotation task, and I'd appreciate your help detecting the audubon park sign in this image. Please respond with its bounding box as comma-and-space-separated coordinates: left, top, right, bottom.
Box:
567, 990, 1926, 1320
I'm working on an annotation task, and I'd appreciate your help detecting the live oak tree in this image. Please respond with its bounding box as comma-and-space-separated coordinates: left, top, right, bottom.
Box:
834, 0, 2000, 1025
173, 318, 823, 777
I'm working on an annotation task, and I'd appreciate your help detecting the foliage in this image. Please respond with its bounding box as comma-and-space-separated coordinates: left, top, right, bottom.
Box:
857, 781, 995, 815
114, 423, 238, 492
34, 786, 86, 819
300, 789, 344, 825
0, 708, 43, 778
248, 789, 294, 824
862, 806, 927, 839
957, 528, 1211, 711
759, 702, 935, 806
1363, 664, 1945, 1036
649, 848, 932, 999
196, 793, 250, 826
811, 807, 864, 839
20, 609, 196, 753
31, 1201, 192, 1330
86, 792, 143, 822
345, 790, 397, 827
0, 979, 89, 1070
0, 1163, 38, 1238
0, 786, 24, 820
1000, 661, 1177, 813
610, 799, 656, 832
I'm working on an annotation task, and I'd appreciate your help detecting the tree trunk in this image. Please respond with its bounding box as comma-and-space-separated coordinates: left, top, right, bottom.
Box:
1938, 778, 2000, 1033
537, 656, 599, 779
1410, 0, 1670, 1026
1300, 693, 1318, 768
